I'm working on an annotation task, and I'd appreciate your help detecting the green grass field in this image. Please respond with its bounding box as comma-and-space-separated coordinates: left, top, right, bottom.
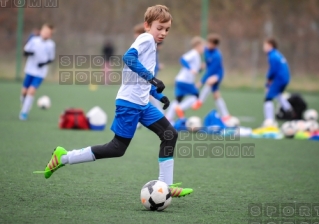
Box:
1, 81, 319, 224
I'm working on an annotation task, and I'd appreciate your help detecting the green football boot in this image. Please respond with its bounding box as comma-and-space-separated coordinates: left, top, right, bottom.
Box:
169, 182, 193, 197
44, 146, 67, 179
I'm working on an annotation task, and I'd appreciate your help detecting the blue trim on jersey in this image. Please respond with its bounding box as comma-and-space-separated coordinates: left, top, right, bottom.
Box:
158, 157, 173, 162
154, 51, 160, 77
116, 99, 150, 110
122, 48, 154, 81
180, 57, 191, 70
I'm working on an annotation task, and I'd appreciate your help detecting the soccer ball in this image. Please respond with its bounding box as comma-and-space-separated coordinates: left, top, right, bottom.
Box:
223, 116, 240, 127
281, 121, 298, 137
305, 120, 319, 132
186, 116, 202, 131
140, 180, 172, 211
262, 119, 278, 127
295, 120, 308, 132
303, 109, 318, 121
37, 95, 51, 109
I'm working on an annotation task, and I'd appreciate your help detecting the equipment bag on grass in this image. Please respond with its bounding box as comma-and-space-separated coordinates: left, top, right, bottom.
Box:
59, 108, 90, 130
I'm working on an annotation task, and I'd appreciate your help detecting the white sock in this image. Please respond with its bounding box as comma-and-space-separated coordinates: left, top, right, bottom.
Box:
21, 95, 34, 114
180, 96, 197, 111
61, 147, 96, 165
277, 94, 292, 111
215, 97, 229, 117
158, 158, 174, 185
199, 85, 211, 102
20, 95, 25, 104
165, 100, 178, 121
150, 96, 163, 113
264, 101, 274, 121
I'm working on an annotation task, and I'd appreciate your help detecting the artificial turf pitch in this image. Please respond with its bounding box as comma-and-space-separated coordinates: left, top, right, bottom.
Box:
1, 81, 319, 224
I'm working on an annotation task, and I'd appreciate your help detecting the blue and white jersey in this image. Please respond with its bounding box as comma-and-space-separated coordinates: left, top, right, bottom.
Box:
175, 49, 201, 84
116, 33, 157, 106
24, 36, 55, 78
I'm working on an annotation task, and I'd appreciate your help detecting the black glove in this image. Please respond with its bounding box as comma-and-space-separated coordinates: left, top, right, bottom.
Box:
160, 96, 170, 110
24, 51, 34, 57
149, 77, 165, 93
38, 62, 45, 68
38, 60, 52, 68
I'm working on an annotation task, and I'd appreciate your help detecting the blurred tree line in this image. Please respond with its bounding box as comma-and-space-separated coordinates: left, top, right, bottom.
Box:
1, 0, 319, 76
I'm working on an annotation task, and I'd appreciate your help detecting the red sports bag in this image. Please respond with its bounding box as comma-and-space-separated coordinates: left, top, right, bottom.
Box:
59, 108, 90, 130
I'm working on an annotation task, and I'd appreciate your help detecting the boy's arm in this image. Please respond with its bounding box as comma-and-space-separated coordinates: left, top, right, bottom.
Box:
150, 86, 170, 110
150, 85, 164, 101
38, 42, 56, 68
122, 48, 165, 93
180, 52, 198, 75
23, 39, 35, 57
266, 57, 276, 83
180, 57, 191, 70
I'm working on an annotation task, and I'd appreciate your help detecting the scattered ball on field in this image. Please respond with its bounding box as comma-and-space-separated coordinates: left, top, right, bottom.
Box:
186, 116, 202, 132
37, 95, 51, 109
223, 116, 240, 127
140, 180, 172, 211
281, 121, 297, 138
295, 120, 308, 132
303, 109, 318, 121
305, 120, 319, 132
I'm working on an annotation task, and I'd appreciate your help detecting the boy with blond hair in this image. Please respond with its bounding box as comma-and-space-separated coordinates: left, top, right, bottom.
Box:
133, 22, 164, 114
41, 5, 193, 198
165, 36, 205, 121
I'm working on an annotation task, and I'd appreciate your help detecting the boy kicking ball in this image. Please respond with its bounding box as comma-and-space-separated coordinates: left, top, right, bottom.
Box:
20, 24, 55, 120
41, 5, 193, 198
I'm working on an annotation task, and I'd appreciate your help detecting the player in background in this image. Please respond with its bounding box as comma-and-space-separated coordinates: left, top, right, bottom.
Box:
261, 38, 293, 126
134, 23, 164, 113
192, 34, 231, 121
19, 24, 55, 120
165, 36, 205, 122
42, 5, 193, 198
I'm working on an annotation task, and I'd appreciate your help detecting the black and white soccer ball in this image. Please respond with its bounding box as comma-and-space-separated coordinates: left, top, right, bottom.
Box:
305, 120, 319, 132
140, 180, 172, 211
281, 121, 298, 138
303, 109, 318, 121
186, 116, 202, 132
37, 95, 51, 109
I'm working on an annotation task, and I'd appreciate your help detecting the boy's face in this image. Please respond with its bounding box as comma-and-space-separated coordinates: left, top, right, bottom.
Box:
263, 42, 273, 53
197, 43, 205, 54
40, 26, 53, 39
145, 20, 171, 43
207, 42, 216, 50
